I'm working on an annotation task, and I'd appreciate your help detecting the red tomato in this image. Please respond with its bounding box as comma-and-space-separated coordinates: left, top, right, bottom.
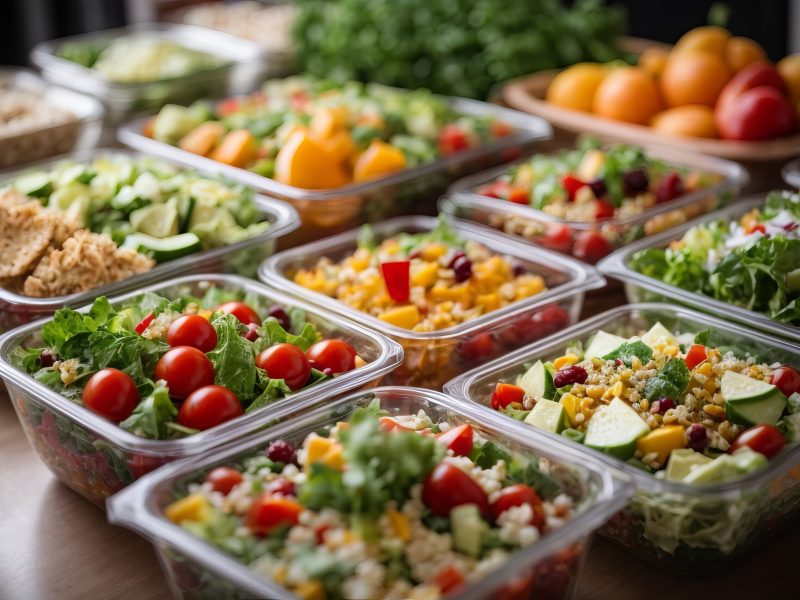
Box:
205, 467, 243, 495
134, 313, 155, 335
266, 478, 296, 497
156, 346, 215, 399
178, 385, 242, 430
506, 186, 530, 205
771, 366, 800, 397
655, 171, 685, 204
306, 339, 357, 373
431, 565, 466, 595
380, 261, 411, 303
245, 493, 303, 536
256, 343, 311, 390
438, 124, 470, 155
490, 484, 546, 530
379, 416, 414, 432
127, 454, 166, 479
746, 223, 767, 235
572, 231, 613, 264
533, 304, 570, 335
167, 314, 218, 352
422, 463, 490, 518
436, 424, 474, 456
729, 424, 785, 459
215, 301, 260, 326
83, 368, 140, 421
479, 180, 510, 199
685, 344, 708, 370
594, 199, 615, 220
491, 383, 525, 410
561, 174, 587, 201
456, 332, 496, 363
543, 223, 573, 254
490, 121, 513, 138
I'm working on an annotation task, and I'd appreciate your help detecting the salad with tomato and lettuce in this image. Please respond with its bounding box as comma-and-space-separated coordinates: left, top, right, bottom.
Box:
630, 190, 800, 325
163, 400, 579, 599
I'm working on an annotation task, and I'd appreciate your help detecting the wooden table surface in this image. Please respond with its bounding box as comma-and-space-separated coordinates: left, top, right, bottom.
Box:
1, 292, 797, 599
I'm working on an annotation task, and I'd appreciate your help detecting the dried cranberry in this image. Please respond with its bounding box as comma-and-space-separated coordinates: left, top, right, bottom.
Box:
686, 424, 708, 451
266, 478, 296, 496
266, 440, 297, 465
452, 255, 473, 283
39, 349, 57, 368
511, 262, 527, 277
650, 397, 676, 414
588, 178, 607, 198
267, 305, 291, 331
614, 358, 624, 367
553, 365, 588, 388
623, 169, 649, 195
244, 323, 260, 342
655, 172, 684, 204
447, 251, 466, 268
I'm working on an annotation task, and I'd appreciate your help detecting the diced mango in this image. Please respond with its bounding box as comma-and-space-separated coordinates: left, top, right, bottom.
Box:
179, 122, 225, 157
420, 243, 448, 261
320, 130, 356, 164
560, 393, 580, 426
305, 434, 335, 464
636, 425, 687, 465
165, 493, 211, 524
209, 129, 257, 168
311, 108, 339, 139
275, 131, 349, 189
411, 262, 439, 288
515, 276, 546, 300
353, 140, 406, 182
431, 285, 471, 307
387, 509, 411, 542
475, 293, 500, 312
294, 580, 327, 600
321, 444, 345, 471
378, 305, 420, 329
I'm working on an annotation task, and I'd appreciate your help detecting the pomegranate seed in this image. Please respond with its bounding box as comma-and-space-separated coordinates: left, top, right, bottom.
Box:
655, 172, 684, 204
553, 365, 588, 388
447, 251, 466, 268
650, 397, 676, 414
244, 323, 259, 341
39, 349, 57, 368
623, 169, 649, 195
266, 440, 297, 465
266, 478, 296, 496
687, 424, 708, 451
267, 305, 291, 330
588, 178, 607, 198
452, 255, 473, 283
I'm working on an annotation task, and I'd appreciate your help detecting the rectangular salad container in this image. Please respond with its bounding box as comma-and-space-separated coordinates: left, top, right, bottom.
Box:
108, 386, 630, 600
441, 143, 747, 263
0, 68, 103, 169
0, 147, 299, 333
782, 158, 800, 188
260, 216, 605, 390
597, 196, 800, 342
118, 98, 552, 244
31, 23, 280, 127
445, 303, 800, 575
0, 274, 403, 506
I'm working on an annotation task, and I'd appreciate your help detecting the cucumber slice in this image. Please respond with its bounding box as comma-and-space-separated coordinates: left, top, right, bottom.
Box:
787, 268, 800, 293
682, 448, 767, 485
721, 370, 777, 402
664, 448, 712, 482
63, 196, 90, 228
450, 504, 483, 557
58, 164, 96, 186
584, 398, 650, 459
178, 195, 195, 232
14, 171, 52, 198
123, 232, 201, 263
722, 371, 786, 426
640, 322, 678, 350
585, 331, 628, 360
524, 399, 567, 433
517, 360, 556, 400
48, 182, 89, 211
129, 203, 179, 238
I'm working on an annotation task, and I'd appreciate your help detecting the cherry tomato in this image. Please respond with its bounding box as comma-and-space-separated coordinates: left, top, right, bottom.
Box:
490, 484, 546, 530
216, 97, 241, 117
178, 385, 242, 430
532, 305, 570, 336
491, 121, 513, 138
436, 424, 474, 456
422, 463, 490, 518
456, 332, 496, 363
729, 424, 785, 459
594, 199, 615, 220
256, 343, 311, 390
685, 344, 708, 370
479, 180, 510, 199
543, 223, 573, 254
379, 416, 414, 432
83, 368, 140, 422
127, 454, 166, 479
266, 478, 296, 497
438, 124, 470, 155
167, 314, 218, 352
215, 301, 260, 326
155, 346, 215, 399
431, 565, 466, 595
561, 174, 587, 201
245, 493, 303, 536
306, 339, 357, 373
746, 223, 767, 235
491, 383, 525, 410
572, 231, 613, 264
205, 467, 243, 495
134, 312, 155, 335
771, 366, 800, 397
506, 186, 530, 204
655, 171, 684, 203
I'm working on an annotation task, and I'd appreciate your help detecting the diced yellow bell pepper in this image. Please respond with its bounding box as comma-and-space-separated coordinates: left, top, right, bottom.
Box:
294, 580, 327, 600
636, 425, 687, 465
560, 393, 580, 426
553, 354, 579, 370
515, 276, 546, 300
475, 293, 500, 312
165, 493, 211, 524
386, 509, 411, 541
378, 305, 420, 329
305, 434, 335, 464
411, 261, 439, 288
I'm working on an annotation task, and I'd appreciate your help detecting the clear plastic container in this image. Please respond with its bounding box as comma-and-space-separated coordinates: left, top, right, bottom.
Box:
0, 274, 402, 506
782, 158, 800, 188
445, 303, 800, 574
0, 68, 103, 169
118, 97, 552, 244
108, 386, 630, 600
260, 215, 605, 390
31, 23, 283, 127
0, 147, 298, 333
597, 195, 800, 341
441, 143, 747, 263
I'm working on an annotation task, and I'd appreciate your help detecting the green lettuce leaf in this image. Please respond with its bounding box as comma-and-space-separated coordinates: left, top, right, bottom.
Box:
207, 313, 257, 400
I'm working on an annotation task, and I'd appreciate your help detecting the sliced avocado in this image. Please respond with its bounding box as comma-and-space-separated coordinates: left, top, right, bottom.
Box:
682, 448, 768, 485
664, 448, 712, 482
123, 232, 202, 263
640, 322, 678, 350
129, 203, 179, 238
524, 398, 567, 433
517, 360, 556, 400
584, 331, 628, 360
584, 397, 650, 459
13, 171, 52, 198
450, 503, 484, 557
722, 371, 787, 426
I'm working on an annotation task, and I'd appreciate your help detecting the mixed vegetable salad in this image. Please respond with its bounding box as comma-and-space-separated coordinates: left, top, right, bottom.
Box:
490, 321, 800, 485
147, 76, 513, 189
630, 190, 800, 326
164, 400, 578, 599
12, 287, 363, 439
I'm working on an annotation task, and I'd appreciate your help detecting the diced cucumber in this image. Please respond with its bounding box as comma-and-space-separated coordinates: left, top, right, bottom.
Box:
787, 268, 800, 293
781, 413, 800, 443
63, 196, 90, 228
664, 448, 712, 482
584, 331, 627, 360
517, 360, 555, 400
722, 371, 786, 426
58, 164, 96, 186
640, 322, 678, 350
48, 182, 90, 210
13, 171, 52, 198
123, 232, 201, 263
682, 448, 767, 485
450, 503, 483, 557
177, 195, 195, 232
584, 398, 650, 459
524, 399, 567, 433
153, 104, 204, 145
111, 185, 142, 210
129, 203, 179, 238
721, 370, 777, 402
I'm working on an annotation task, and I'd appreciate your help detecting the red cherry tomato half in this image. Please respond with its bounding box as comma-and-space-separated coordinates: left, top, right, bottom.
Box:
155, 346, 215, 399
771, 366, 800, 397
685, 344, 708, 371
490, 121, 513, 138
134, 312, 155, 335
479, 180, 510, 199
729, 424, 785, 460
306, 339, 357, 373
543, 223, 573, 254
506, 186, 530, 205
256, 343, 311, 390
594, 199, 615, 220
572, 231, 613, 264
422, 463, 490, 518
379, 416, 414, 432
245, 493, 303, 536
83, 368, 140, 422
561, 174, 587, 201
205, 467, 243, 495
438, 124, 470, 155
266, 478, 296, 497
215, 301, 260, 326
167, 314, 218, 352
178, 385, 242, 430
435, 424, 474, 456
491, 383, 525, 410
456, 332, 496, 363
431, 564, 466, 595
490, 484, 546, 530
746, 223, 767, 235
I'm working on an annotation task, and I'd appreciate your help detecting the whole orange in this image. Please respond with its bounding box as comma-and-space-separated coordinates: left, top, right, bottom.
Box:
660, 51, 731, 107
546, 63, 609, 112
778, 54, 800, 103
726, 37, 767, 72
674, 26, 731, 57
592, 67, 663, 125
651, 105, 718, 138
638, 47, 670, 78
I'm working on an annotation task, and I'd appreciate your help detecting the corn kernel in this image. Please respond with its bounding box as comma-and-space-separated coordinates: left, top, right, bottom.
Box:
697, 362, 713, 377
663, 345, 679, 356
579, 398, 593, 411
640, 398, 650, 412
553, 354, 579, 370
272, 564, 288, 585
703, 404, 725, 418
603, 381, 624, 399
586, 386, 604, 399
165, 494, 211, 524
630, 357, 642, 371
420, 243, 447, 261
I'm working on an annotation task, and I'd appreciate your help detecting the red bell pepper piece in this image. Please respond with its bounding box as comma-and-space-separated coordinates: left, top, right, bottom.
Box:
594, 199, 615, 220
506, 186, 530, 204
561, 174, 587, 201
491, 383, 525, 410
435, 424, 474, 456
134, 313, 155, 335
381, 261, 411, 302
